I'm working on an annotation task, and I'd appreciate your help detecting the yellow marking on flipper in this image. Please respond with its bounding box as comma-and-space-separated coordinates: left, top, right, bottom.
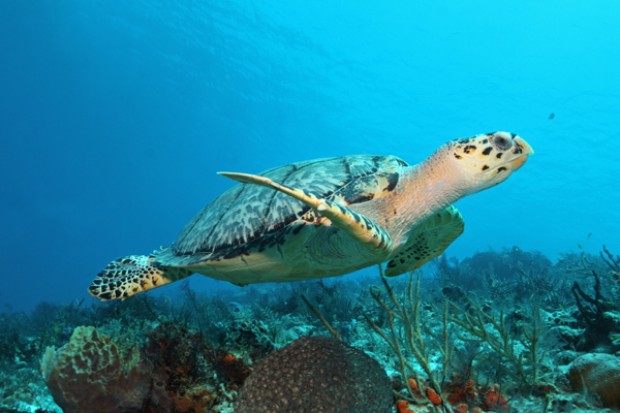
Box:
218, 171, 392, 252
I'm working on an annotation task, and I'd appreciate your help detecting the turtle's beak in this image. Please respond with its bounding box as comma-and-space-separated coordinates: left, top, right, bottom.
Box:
508, 136, 534, 171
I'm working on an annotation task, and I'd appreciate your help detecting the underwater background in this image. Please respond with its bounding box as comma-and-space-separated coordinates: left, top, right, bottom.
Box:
2, 1, 620, 412
2, 0, 620, 311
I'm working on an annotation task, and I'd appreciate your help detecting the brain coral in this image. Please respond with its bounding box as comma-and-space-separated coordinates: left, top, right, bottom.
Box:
567, 352, 620, 409
235, 336, 392, 413
40, 326, 153, 413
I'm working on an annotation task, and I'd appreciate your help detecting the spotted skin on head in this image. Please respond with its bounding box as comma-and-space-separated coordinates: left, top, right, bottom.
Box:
89, 255, 191, 300
448, 131, 533, 192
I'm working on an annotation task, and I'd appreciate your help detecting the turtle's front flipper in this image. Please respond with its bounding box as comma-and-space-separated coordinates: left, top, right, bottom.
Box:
219, 172, 393, 252
385, 206, 464, 276
88, 255, 192, 301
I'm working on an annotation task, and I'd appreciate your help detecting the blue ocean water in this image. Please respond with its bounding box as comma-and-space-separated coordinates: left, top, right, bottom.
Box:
1, 0, 619, 311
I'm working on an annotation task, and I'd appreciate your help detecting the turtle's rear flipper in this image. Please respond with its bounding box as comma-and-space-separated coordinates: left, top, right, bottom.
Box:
88, 255, 191, 301
219, 171, 392, 253
385, 206, 464, 276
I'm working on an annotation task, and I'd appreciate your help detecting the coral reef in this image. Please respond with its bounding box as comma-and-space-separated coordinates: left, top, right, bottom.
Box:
363, 248, 620, 412
2, 246, 620, 412
568, 352, 620, 409
41, 326, 152, 413
570, 259, 620, 351
41, 323, 222, 413
235, 336, 392, 413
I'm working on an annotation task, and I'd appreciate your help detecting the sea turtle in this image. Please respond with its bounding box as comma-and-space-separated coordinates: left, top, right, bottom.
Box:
89, 131, 533, 301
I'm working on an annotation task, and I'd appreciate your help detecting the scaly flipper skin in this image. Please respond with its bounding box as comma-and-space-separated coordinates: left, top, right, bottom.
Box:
218, 172, 393, 253
89, 255, 191, 300
385, 205, 464, 276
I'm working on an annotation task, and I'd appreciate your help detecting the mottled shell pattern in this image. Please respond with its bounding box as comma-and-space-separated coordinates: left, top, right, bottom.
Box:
165, 155, 407, 265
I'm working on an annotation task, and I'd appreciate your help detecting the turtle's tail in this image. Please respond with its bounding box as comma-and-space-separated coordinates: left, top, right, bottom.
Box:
88, 254, 192, 301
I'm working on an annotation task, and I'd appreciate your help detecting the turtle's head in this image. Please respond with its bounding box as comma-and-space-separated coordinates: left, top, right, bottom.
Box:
442, 131, 533, 195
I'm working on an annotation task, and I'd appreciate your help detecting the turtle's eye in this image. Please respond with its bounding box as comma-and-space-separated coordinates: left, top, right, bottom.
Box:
492, 134, 512, 151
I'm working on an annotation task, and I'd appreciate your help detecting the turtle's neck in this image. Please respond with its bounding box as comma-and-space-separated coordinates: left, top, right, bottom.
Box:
383, 149, 466, 245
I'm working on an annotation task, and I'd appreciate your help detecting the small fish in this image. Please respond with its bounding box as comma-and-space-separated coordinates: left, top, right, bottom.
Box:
548, 113, 555, 120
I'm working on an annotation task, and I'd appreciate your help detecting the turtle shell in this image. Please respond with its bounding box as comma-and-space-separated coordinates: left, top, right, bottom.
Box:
167, 155, 407, 264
